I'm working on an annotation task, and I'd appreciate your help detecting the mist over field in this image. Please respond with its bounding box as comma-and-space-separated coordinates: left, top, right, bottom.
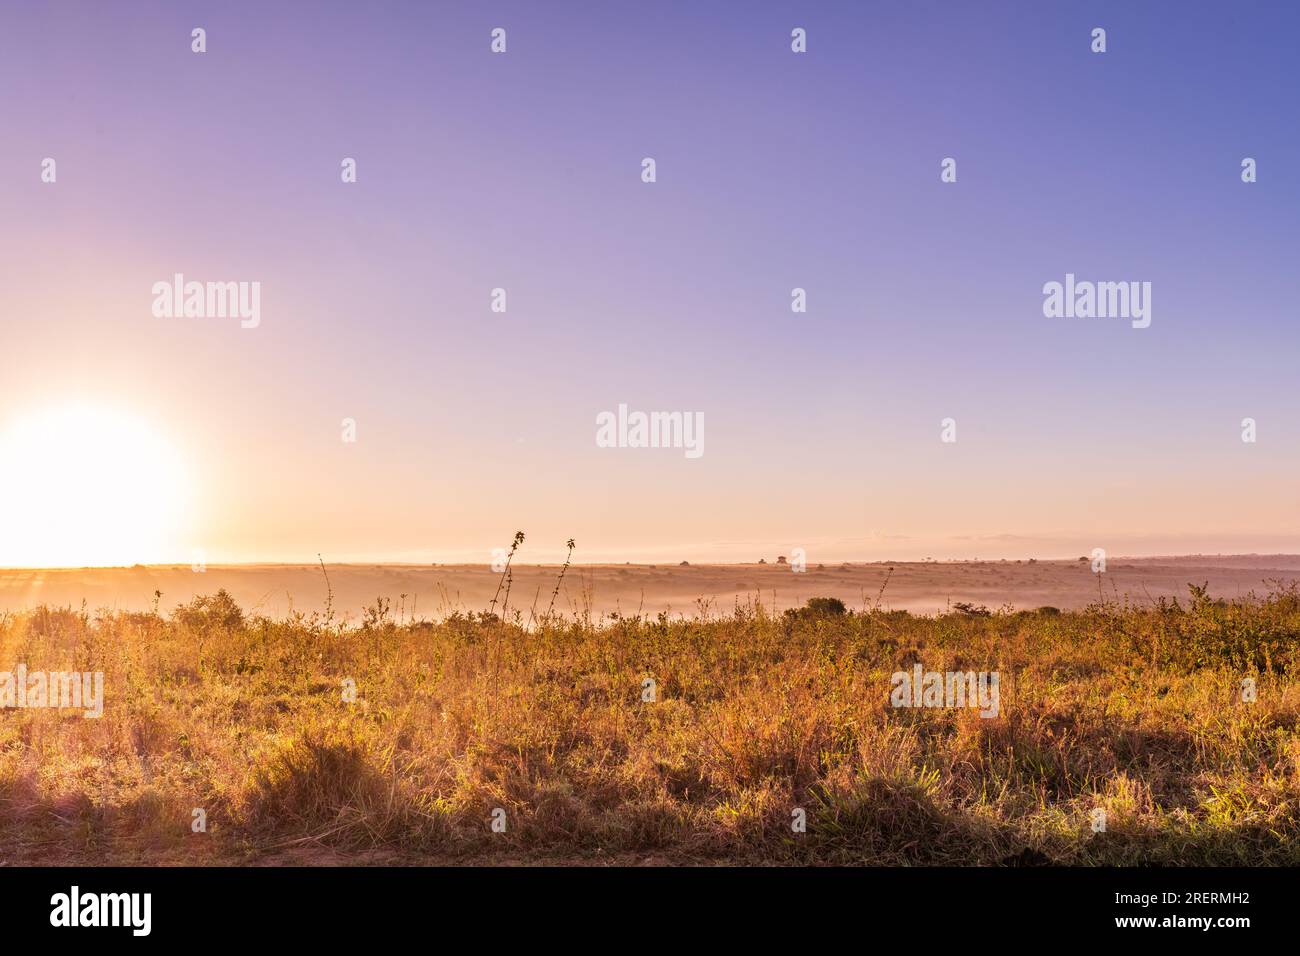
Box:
4, 555, 1300, 622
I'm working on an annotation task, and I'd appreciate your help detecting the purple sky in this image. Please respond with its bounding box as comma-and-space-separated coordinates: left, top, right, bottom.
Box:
2, 1, 1298, 565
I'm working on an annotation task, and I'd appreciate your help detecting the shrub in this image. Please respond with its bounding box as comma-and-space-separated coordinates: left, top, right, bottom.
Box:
785, 597, 848, 621
173, 589, 245, 632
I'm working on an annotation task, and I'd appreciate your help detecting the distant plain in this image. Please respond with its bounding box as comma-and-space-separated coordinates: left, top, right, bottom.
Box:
4, 555, 1300, 621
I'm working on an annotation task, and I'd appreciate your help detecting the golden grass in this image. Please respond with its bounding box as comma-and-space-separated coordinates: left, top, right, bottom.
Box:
0, 585, 1297, 865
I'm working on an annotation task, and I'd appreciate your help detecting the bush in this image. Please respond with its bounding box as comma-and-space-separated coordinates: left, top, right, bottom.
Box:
173, 589, 245, 632
785, 597, 848, 621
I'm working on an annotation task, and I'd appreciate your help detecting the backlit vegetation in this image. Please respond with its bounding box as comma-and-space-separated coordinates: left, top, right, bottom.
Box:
0, 583, 1297, 864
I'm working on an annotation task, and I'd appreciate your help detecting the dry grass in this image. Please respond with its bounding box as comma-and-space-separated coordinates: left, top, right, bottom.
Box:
0, 584, 1297, 865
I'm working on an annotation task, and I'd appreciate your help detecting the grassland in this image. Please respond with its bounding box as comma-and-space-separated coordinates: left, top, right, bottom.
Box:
0, 583, 1297, 865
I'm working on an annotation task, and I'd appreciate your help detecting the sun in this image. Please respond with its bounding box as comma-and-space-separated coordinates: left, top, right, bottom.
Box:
0, 405, 191, 568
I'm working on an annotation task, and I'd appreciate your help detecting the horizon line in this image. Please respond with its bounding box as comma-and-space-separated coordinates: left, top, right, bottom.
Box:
6, 551, 1300, 572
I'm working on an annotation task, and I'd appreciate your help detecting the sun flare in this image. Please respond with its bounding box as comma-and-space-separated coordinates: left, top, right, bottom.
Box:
0, 405, 191, 568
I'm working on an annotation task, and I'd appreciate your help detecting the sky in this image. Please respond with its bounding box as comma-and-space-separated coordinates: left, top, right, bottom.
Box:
1, 0, 1298, 566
